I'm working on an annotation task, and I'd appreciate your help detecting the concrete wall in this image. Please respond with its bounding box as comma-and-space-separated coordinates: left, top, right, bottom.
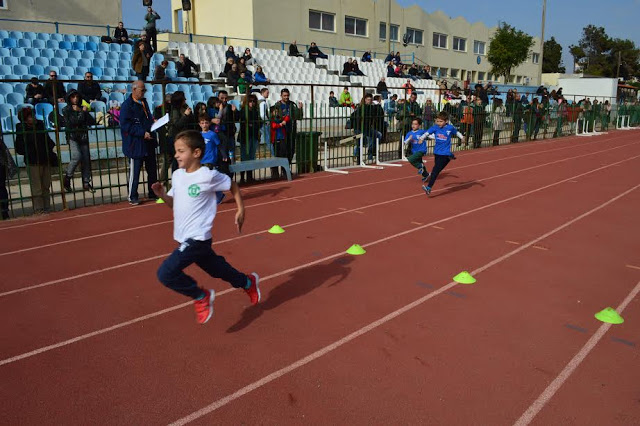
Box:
556, 78, 618, 102
0, 0, 122, 36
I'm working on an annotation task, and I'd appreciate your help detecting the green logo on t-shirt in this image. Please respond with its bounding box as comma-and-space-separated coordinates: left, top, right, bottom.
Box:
188, 184, 201, 197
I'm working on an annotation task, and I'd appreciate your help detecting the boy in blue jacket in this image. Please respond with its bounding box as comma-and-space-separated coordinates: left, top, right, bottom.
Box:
418, 111, 464, 195
402, 117, 429, 181
120, 80, 158, 205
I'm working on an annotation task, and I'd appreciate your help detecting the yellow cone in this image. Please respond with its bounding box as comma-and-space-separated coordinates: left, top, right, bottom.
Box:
346, 244, 366, 255
594, 307, 624, 324
268, 225, 285, 234
156, 198, 165, 204
453, 271, 476, 284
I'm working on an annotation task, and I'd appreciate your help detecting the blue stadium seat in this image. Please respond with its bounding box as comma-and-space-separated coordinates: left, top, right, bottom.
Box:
107, 51, 119, 60
109, 43, 122, 52
3, 57, 19, 66
13, 65, 29, 75
23, 32, 37, 40
118, 60, 129, 69
90, 100, 107, 112
166, 84, 178, 93
85, 42, 98, 52
50, 58, 65, 68
152, 92, 163, 105
166, 62, 176, 71
175, 77, 187, 82
67, 50, 82, 59
152, 84, 163, 93
46, 39, 60, 49
109, 92, 125, 102
1, 114, 19, 133
103, 68, 116, 77
0, 30, 9, 40
72, 42, 85, 51
44, 66, 59, 75
6, 93, 23, 106
0, 83, 13, 95
121, 44, 132, 53
37, 33, 51, 41
4, 74, 19, 80
26, 48, 40, 58
70, 75, 83, 81
120, 52, 131, 61
92, 58, 105, 68
88, 36, 101, 44
100, 75, 113, 81
57, 50, 69, 59
152, 53, 165, 63
105, 59, 117, 69
116, 68, 130, 78
75, 66, 88, 75
2, 38, 17, 48
78, 58, 92, 68
165, 69, 177, 79
18, 39, 32, 48
32, 39, 46, 49
65, 58, 78, 68
10, 50, 23, 60
34, 102, 53, 122
60, 66, 74, 77
59, 40, 72, 50
40, 49, 55, 59
29, 65, 44, 76
95, 51, 107, 60
76, 35, 88, 43
63, 34, 76, 42
9, 31, 23, 39
15, 83, 27, 93
20, 56, 35, 66
113, 83, 127, 91
35, 57, 49, 67
89, 67, 103, 77
115, 76, 128, 81
0, 47, 9, 57
81, 51, 94, 59
0, 65, 11, 76
99, 42, 111, 52
64, 82, 77, 91
50, 33, 63, 42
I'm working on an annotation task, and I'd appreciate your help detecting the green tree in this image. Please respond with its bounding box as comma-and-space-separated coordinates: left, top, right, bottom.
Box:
608, 38, 640, 80
542, 37, 565, 73
487, 23, 534, 82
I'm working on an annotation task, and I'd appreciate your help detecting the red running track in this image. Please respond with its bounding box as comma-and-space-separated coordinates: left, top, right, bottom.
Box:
0, 131, 639, 425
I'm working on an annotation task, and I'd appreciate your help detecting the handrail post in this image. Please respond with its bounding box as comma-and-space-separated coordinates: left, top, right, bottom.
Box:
55, 22, 59, 33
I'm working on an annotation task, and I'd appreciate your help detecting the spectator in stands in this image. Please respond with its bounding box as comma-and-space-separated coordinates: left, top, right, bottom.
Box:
44, 71, 66, 105
423, 99, 435, 128
384, 94, 398, 124
257, 88, 272, 155
395, 64, 405, 78
402, 79, 415, 96
329, 91, 339, 107
407, 64, 420, 81
288, 40, 303, 57
238, 94, 261, 184
225, 46, 239, 62
398, 91, 422, 149
254, 66, 270, 84
77, 72, 105, 104
132, 42, 150, 81
339, 87, 355, 108
213, 90, 239, 176
237, 57, 252, 81
376, 77, 389, 100
342, 59, 356, 76
242, 48, 255, 66
62, 89, 96, 193
353, 93, 384, 161
351, 60, 365, 76
194, 102, 209, 119
135, 32, 154, 55
387, 62, 398, 78
471, 97, 487, 148
227, 63, 241, 92
120, 80, 157, 204
176, 54, 199, 79
420, 66, 433, 80
307, 42, 328, 63
15, 109, 56, 214
220, 58, 234, 77
270, 88, 303, 178
362, 51, 373, 63
394, 52, 402, 65
0, 133, 16, 220
113, 22, 130, 44
238, 73, 250, 95
26, 77, 47, 105
491, 98, 505, 146
144, 6, 161, 52
474, 83, 489, 105
154, 60, 171, 81
384, 52, 394, 63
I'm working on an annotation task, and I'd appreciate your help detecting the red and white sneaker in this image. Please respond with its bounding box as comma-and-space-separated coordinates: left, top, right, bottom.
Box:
194, 289, 215, 324
244, 273, 261, 305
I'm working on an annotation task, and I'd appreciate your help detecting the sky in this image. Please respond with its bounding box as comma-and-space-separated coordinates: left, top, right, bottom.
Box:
122, 0, 640, 73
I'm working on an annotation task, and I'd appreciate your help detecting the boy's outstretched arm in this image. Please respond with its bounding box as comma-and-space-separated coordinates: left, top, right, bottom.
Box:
151, 182, 173, 208
230, 181, 245, 233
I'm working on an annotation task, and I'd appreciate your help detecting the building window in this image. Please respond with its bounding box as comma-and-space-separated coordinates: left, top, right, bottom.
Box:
478, 72, 485, 81
450, 69, 459, 78
0, 0, 7, 9
453, 37, 466, 52
405, 28, 423, 45
473, 40, 486, 55
432, 32, 447, 49
345, 16, 367, 37
379, 22, 399, 41
309, 10, 335, 32
532, 53, 540, 64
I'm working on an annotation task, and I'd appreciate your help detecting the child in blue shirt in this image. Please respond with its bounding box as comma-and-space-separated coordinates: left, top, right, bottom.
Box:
418, 111, 465, 195
199, 116, 225, 204
403, 117, 430, 181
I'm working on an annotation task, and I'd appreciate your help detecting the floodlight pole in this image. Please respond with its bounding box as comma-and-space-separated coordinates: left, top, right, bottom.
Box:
539, 0, 546, 85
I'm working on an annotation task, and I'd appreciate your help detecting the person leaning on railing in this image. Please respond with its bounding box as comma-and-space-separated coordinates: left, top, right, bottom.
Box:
269, 88, 302, 179
14, 108, 57, 214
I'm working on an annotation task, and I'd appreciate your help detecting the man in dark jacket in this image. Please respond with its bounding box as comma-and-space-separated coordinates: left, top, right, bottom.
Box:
176, 54, 199, 78
113, 22, 130, 44
212, 90, 239, 176
288, 40, 302, 57
44, 71, 66, 105
120, 80, 157, 205
77, 72, 105, 104
307, 42, 328, 63
26, 77, 47, 105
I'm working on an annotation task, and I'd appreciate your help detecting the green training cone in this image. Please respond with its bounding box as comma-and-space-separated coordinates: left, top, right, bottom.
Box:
268, 225, 285, 234
346, 244, 366, 255
453, 271, 476, 284
594, 307, 624, 324
156, 198, 165, 204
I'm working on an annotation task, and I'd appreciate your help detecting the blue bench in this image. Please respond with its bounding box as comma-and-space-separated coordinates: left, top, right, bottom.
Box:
230, 158, 292, 181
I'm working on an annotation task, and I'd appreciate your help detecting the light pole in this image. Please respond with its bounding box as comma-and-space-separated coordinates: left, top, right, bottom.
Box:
387, 0, 391, 55
539, 0, 546, 85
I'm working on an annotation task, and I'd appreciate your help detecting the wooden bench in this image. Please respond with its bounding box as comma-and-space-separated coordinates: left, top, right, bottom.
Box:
230, 158, 292, 181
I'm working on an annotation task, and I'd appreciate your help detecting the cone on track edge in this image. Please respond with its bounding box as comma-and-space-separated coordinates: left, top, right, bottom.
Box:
453, 271, 476, 284
156, 198, 165, 204
594, 307, 624, 324
346, 244, 366, 255
268, 225, 285, 234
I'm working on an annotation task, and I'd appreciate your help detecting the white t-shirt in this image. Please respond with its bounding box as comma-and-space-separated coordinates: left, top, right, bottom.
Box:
168, 167, 232, 243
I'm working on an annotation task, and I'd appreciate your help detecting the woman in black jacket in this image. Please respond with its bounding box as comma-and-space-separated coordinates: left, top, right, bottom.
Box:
62, 90, 96, 193
15, 108, 57, 214
238, 94, 261, 183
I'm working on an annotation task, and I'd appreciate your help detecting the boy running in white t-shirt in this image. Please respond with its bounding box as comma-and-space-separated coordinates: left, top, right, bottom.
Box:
152, 130, 260, 324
